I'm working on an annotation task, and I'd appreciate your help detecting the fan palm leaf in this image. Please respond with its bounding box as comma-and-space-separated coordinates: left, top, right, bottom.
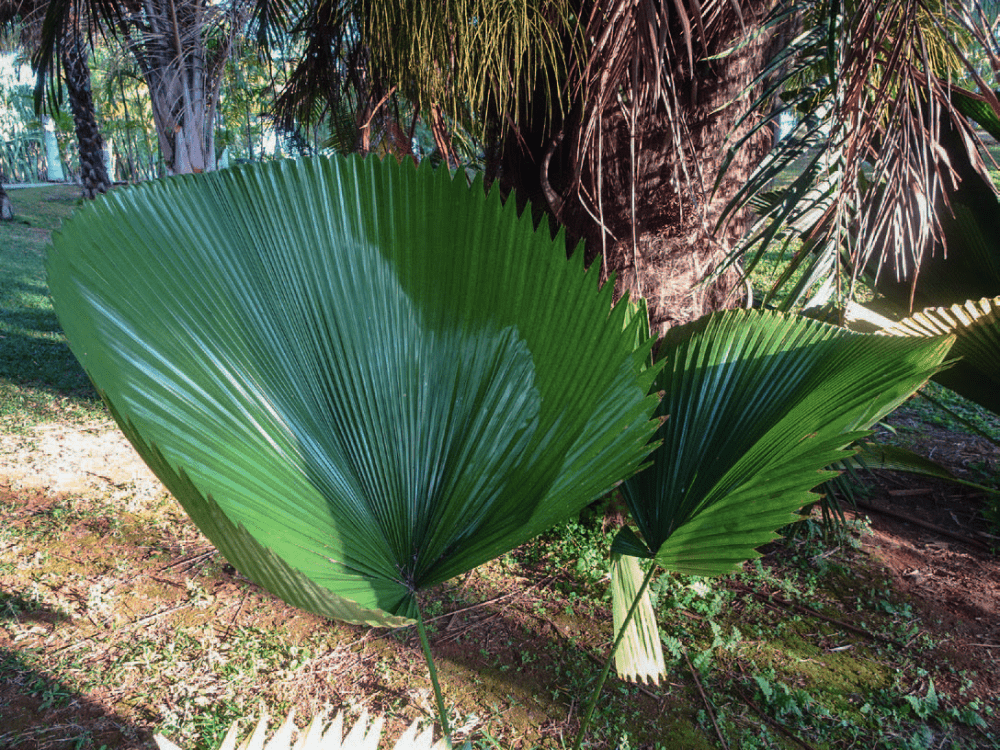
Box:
618, 309, 952, 574
601, 309, 951, 688
154, 708, 456, 750
47, 155, 661, 626
882, 296, 1000, 414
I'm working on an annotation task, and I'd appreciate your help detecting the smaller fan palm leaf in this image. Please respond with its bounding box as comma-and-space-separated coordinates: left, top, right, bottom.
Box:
618, 309, 953, 575
606, 309, 951, 684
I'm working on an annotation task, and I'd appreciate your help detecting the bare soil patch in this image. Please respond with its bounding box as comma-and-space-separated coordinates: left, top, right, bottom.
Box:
1, 420, 162, 503
1, 410, 999, 748
848, 471, 1000, 713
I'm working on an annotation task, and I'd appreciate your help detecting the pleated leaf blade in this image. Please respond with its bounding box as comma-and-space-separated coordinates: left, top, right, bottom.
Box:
882, 296, 1000, 415
610, 547, 665, 685
620, 309, 953, 577
47, 155, 661, 624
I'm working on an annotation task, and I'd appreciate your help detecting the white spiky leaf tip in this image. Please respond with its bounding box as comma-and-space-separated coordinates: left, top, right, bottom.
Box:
153, 709, 452, 750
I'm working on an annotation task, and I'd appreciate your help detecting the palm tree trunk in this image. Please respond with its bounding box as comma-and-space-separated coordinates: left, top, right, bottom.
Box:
582, 8, 776, 334
506, 1, 777, 335
598, 22, 776, 334
126, 0, 231, 175
61, 35, 112, 199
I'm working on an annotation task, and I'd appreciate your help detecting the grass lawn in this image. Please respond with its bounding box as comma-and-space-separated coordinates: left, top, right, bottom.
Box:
0, 185, 106, 431
1, 183, 999, 749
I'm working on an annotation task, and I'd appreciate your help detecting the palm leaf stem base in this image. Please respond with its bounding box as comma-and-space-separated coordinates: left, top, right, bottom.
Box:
416, 604, 451, 741
571, 563, 657, 750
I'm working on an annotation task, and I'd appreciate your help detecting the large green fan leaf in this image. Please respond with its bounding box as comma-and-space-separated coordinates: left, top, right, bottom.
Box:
47, 155, 661, 625
617, 309, 953, 577
882, 296, 1000, 415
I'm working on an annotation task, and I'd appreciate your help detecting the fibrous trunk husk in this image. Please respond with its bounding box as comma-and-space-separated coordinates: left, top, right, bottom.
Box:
585, 5, 777, 334
61, 35, 112, 199
529, 0, 779, 335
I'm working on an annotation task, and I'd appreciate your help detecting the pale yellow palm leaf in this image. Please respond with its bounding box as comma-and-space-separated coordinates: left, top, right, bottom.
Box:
154, 709, 450, 750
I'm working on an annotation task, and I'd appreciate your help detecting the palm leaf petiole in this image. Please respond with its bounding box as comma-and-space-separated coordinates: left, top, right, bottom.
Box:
572, 561, 657, 750
416, 603, 452, 742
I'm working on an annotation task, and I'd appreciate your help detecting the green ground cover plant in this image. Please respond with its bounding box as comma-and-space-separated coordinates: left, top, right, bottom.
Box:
1, 181, 998, 749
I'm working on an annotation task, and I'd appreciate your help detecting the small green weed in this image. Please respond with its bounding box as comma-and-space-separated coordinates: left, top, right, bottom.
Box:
653, 574, 731, 619
520, 502, 619, 596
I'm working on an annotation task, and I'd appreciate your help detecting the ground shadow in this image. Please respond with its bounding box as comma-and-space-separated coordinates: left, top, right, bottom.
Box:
0, 278, 98, 407
0, 591, 71, 628
0, 634, 152, 750
378, 579, 685, 747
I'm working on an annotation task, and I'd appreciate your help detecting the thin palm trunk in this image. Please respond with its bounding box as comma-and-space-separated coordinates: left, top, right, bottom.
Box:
61, 34, 112, 198
115, 0, 231, 175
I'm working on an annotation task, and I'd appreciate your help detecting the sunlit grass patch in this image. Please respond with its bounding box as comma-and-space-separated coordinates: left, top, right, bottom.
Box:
0, 185, 104, 431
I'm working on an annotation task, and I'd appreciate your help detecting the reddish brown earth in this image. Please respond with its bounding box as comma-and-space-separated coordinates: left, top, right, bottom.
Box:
850, 419, 1000, 713
0, 408, 998, 748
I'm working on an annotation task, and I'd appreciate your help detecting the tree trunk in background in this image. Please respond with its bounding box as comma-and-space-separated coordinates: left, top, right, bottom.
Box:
61, 35, 112, 199
42, 115, 66, 181
506, 1, 776, 335
0, 184, 12, 221
591, 19, 775, 334
121, 0, 230, 175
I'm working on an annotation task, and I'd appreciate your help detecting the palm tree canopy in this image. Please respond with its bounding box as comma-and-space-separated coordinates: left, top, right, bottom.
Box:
47, 155, 661, 625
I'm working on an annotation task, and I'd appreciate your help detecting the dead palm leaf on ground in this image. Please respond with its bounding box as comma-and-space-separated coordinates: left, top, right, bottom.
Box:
154, 709, 457, 750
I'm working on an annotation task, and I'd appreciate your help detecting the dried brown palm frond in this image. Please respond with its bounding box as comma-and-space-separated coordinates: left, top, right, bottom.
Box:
719, 0, 996, 313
